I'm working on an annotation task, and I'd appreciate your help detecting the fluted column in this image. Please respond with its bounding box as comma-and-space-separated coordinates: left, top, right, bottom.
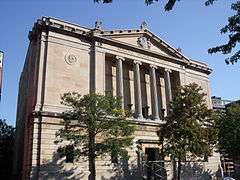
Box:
116, 56, 125, 109
164, 68, 172, 113
134, 60, 143, 119
150, 65, 160, 120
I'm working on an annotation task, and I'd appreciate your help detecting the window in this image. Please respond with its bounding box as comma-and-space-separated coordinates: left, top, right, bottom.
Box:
145, 148, 160, 161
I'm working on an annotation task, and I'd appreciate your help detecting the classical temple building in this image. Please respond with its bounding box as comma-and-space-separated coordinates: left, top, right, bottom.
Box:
14, 17, 221, 179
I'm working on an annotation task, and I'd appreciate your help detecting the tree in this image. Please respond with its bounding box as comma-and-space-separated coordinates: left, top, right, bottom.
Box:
0, 119, 15, 179
208, 1, 240, 65
159, 83, 217, 180
55, 92, 135, 180
94, 0, 240, 64
217, 103, 240, 177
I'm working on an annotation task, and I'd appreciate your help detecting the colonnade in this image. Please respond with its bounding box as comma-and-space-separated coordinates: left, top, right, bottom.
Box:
115, 56, 173, 121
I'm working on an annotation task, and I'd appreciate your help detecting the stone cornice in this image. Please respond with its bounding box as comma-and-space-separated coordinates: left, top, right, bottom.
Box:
187, 61, 212, 75
32, 17, 212, 75
102, 29, 189, 61
32, 110, 165, 127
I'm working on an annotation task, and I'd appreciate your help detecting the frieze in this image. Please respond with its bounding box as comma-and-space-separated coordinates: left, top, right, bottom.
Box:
116, 47, 158, 62
100, 44, 186, 72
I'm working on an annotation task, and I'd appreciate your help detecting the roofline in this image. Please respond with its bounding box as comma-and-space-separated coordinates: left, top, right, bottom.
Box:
41, 16, 92, 31
146, 29, 190, 61
33, 17, 212, 75
94, 34, 188, 64
190, 59, 208, 66
226, 100, 240, 107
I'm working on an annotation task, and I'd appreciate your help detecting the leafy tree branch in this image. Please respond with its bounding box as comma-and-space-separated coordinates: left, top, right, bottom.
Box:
55, 92, 135, 180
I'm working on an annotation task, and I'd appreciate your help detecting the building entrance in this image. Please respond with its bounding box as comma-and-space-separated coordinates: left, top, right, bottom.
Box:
142, 148, 167, 180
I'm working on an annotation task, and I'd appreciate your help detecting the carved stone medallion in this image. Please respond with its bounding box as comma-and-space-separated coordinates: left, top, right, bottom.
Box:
65, 54, 77, 65
137, 36, 151, 49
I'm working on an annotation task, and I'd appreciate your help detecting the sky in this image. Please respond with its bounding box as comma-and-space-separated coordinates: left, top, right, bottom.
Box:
0, 0, 239, 126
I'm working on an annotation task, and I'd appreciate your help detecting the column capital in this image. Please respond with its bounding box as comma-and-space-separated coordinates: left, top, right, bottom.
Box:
165, 68, 172, 73
116, 55, 125, 61
150, 64, 158, 69
133, 60, 142, 65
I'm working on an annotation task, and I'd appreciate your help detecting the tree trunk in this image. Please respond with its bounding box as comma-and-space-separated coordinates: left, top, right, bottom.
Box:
172, 157, 177, 180
177, 159, 181, 180
88, 131, 96, 180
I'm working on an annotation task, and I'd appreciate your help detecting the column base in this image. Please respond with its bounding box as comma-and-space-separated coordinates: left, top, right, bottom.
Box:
137, 115, 143, 120
134, 113, 143, 119
155, 119, 166, 124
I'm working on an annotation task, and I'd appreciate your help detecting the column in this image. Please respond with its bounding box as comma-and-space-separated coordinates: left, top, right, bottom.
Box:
116, 56, 125, 109
150, 65, 160, 120
164, 68, 172, 113
134, 60, 143, 119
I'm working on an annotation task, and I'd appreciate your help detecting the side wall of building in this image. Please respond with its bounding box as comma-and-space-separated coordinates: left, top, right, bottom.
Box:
13, 34, 41, 178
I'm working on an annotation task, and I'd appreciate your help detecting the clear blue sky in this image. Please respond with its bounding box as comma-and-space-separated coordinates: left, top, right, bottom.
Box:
0, 0, 239, 126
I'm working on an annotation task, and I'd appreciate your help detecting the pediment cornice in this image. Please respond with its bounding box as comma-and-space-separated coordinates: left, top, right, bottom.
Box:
101, 29, 189, 61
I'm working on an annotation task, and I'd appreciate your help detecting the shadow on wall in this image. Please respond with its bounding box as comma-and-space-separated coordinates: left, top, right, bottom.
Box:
32, 152, 85, 180
101, 159, 140, 180
31, 153, 223, 180
31, 152, 141, 180
180, 162, 222, 180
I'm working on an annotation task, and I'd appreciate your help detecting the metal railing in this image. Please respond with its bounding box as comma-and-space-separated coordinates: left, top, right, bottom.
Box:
141, 160, 169, 180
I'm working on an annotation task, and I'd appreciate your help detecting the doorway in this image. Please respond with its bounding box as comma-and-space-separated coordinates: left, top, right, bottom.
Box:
145, 148, 160, 161
144, 148, 166, 180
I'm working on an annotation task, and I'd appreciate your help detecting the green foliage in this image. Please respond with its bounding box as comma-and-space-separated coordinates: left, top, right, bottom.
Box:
0, 119, 15, 178
94, 0, 112, 3
55, 92, 135, 162
94, 0, 180, 11
93, 0, 217, 12
208, 1, 240, 64
161, 83, 217, 161
217, 103, 240, 160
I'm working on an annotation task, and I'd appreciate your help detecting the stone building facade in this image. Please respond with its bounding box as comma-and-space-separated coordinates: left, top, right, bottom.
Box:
13, 17, 220, 179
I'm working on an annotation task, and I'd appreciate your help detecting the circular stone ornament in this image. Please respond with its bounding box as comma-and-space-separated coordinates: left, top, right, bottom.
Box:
65, 54, 77, 65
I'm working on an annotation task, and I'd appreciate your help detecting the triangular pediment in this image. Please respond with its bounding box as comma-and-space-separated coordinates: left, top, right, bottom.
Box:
101, 29, 189, 61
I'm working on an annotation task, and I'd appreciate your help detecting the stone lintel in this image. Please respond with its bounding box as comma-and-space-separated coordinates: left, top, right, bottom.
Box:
137, 139, 160, 144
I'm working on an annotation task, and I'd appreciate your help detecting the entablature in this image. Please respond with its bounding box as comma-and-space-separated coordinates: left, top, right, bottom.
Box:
30, 16, 212, 75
